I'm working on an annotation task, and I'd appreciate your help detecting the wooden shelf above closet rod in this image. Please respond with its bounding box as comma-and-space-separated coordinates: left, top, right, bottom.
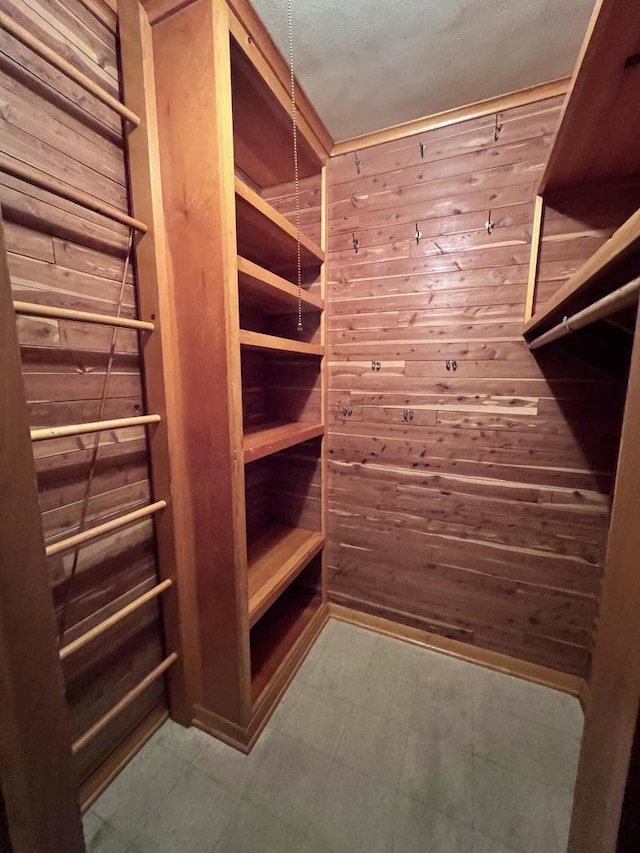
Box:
529, 276, 640, 350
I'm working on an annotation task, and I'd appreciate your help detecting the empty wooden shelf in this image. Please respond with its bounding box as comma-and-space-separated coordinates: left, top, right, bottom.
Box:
248, 525, 324, 626
243, 421, 325, 463
239, 329, 323, 356
235, 178, 324, 271
237, 256, 324, 313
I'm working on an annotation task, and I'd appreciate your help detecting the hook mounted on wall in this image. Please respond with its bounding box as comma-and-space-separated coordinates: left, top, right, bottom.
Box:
484, 211, 495, 235
414, 223, 423, 245
419, 141, 426, 159
403, 409, 414, 422
493, 113, 503, 141
352, 233, 360, 254
354, 151, 362, 174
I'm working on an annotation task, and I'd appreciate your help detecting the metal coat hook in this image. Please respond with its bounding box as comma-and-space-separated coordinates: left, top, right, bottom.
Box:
415, 223, 423, 245
484, 211, 495, 235
445, 360, 457, 371
342, 405, 353, 417
419, 141, 426, 159
493, 113, 503, 141
354, 151, 362, 174
403, 409, 414, 422
352, 233, 360, 254
372, 360, 381, 371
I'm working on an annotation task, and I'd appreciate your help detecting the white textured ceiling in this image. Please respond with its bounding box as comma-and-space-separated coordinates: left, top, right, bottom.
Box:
250, 0, 595, 141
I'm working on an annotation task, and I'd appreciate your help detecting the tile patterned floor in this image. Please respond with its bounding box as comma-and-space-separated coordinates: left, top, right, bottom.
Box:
85, 619, 583, 853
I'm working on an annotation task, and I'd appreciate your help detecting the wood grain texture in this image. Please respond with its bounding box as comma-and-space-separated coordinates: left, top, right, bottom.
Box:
0, 209, 85, 852
325, 96, 624, 677
1, 0, 169, 798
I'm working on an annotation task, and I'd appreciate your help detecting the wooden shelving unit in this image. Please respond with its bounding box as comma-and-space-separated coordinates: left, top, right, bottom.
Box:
147, 0, 329, 750
525, 206, 640, 339
243, 422, 324, 463
235, 178, 325, 271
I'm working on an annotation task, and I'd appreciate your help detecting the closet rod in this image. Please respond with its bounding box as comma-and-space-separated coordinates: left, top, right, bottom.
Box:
0, 12, 140, 126
45, 500, 166, 557
71, 653, 178, 754
0, 156, 147, 232
59, 579, 172, 660
14, 300, 155, 331
529, 276, 640, 350
30, 414, 161, 442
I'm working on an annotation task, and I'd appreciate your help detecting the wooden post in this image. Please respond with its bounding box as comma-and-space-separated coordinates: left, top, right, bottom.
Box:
118, 0, 195, 726
569, 307, 640, 852
0, 211, 85, 851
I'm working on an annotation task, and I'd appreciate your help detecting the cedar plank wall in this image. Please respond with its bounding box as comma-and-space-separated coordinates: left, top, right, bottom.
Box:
0, 0, 167, 791
325, 96, 625, 679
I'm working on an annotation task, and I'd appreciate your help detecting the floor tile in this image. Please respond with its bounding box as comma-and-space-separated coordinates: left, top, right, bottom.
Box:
537, 726, 582, 793
151, 718, 206, 764
548, 786, 575, 853
336, 705, 409, 789
472, 755, 559, 853
306, 622, 376, 703
399, 728, 473, 824
192, 726, 276, 795
391, 793, 473, 853
92, 741, 189, 842
308, 758, 396, 853
279, 683, 351, 756
472, 709, 546, 783
245, 731, 331, 832
132, 765, 240, 853
354, 638, 420, 724
213, 797, 308, 852
83, 813, 129, 853
411, 677, 473, 750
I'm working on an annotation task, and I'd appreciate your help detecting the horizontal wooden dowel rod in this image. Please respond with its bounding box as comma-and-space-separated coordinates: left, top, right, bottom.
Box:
0, 156, 147, 232
529, 277, 640, 350
0, 12, 140, 126
30, 414, 161, 442
59, 580, 173, 661
71, 653, 178, 754
45, 500, 166, 557
13, 300, 155, 331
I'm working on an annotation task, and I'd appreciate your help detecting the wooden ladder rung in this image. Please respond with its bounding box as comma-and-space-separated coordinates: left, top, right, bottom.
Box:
71, 653, 178, 754
14, 300, 155, 331
0, 12, 140, 126
30, 414, 161, 442
59, 580, 173, 661
0, 156, 147, 232
45, 500, 167, 557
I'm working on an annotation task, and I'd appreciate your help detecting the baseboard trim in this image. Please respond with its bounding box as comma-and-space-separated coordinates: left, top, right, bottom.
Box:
329, 603, 585, 699
78, 703, 169, 813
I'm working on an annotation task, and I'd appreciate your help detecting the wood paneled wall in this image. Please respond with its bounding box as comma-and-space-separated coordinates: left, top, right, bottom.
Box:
0, 0, 167, 792
324, 97, 625, 678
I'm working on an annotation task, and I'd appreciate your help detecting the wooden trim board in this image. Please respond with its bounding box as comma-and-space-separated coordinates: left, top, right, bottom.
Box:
524, 195, 544, 323
329, 604, 585, 699
332, 78, 570, 155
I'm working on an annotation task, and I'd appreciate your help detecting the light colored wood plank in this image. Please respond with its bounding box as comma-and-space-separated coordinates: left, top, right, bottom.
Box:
237, 255, 324, 312
524, 194, 544, 322
248, 524, 324, 625
239, 328, 323, 356
243, 421, 325, 463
